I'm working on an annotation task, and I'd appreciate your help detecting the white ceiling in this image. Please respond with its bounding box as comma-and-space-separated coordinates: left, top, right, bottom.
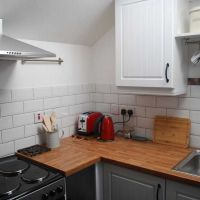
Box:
0, 0, 114, 46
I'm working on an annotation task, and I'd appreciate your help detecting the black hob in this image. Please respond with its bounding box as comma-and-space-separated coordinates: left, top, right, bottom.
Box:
0, 155, 65, 200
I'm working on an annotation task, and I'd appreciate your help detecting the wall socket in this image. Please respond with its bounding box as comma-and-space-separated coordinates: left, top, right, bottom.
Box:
34, 111, 44, 123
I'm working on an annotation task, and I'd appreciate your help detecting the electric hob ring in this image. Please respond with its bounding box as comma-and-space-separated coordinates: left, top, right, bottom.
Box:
0, 176, 21, 197
0, 159, 30, 176
21, 165, 49, 183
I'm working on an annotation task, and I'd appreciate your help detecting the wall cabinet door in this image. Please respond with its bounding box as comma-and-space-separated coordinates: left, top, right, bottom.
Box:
115, 0, 173, 88
166, 180, 200, 200
103, 163, 165, 200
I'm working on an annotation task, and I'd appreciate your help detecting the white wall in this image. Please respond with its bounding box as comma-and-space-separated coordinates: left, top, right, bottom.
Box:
0, 39, 92, 89
92, 27, 115, 84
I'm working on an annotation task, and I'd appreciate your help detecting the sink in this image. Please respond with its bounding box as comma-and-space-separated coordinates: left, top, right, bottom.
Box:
173, 150, 200, 176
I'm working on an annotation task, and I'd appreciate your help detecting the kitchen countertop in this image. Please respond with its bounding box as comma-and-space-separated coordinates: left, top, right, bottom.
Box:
18, 136, 200, 186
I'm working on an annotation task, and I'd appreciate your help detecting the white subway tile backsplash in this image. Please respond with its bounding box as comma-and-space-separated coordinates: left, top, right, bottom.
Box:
81, 84, 93, 94
146, 107, 166, 118
75, 94, 90, 104
104, 94, 118, 104
2, 127, 24, 143
137, 117, 153, 129
167, 109, 189, 118
12, 88, 33, 101
0, 84, 95, 157
179, 98, 200, 110
96, 103, 110, 113
0, 117, 13, 130
96, 84, 111, 94
90, 84, 96, 93
0, 89, 11, 103
191, 86, 200, 98
34, 87, 52, 99
0, 142, 14, 157
190, 111, 200, 123
191, 123, 200, 136
119, 95, 136, 105
89, 103, 96, 111
1, 102, 23, 116
69, 85, 82, 95
111, 104, 119, 115
156, 97, 178, 108
54, 107, 69, 118
93, 93, 104, 103
52, 85, 68, 97
25, 124, 41, 137
15, 136, 36, 151
135, 107, 146, 117
69, 104, 82, 114
61, 96, 76, 106
44, 97, 61, 109
82, 103, 91, 113
62, 115, 77, 127
136, 96, 156, 107
24, 99, 43, 112
3, 83, 200, 157
13, 113, 34, 127
190, 135, 200, 148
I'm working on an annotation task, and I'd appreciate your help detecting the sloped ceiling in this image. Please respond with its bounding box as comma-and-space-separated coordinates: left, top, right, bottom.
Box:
0, 0, 114, 46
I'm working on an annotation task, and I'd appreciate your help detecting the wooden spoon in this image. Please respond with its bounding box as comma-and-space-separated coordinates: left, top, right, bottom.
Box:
43, 115, 52, 132
50, 112, 56, 130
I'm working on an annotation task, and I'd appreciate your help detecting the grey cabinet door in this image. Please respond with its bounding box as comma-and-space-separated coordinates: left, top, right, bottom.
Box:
103, 163, 165, 200
166, 180, 200, 200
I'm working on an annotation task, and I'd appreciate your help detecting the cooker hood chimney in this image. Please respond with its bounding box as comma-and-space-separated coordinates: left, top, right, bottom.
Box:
0, 19, 56, 60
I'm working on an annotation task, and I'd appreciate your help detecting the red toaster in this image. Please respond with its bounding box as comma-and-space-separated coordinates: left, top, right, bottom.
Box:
77, 112, 103, 135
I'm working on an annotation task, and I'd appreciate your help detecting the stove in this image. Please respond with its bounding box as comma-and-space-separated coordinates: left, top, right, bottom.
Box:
0, 155, 66, 200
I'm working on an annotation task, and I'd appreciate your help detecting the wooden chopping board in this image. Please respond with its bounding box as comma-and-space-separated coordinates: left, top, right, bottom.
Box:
153, 116, 191, 148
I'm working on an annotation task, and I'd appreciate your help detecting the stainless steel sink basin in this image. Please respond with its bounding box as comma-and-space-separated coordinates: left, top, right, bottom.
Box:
173, 150, 200, 176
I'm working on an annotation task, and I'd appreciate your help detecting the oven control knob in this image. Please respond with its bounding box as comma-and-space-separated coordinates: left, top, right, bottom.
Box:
56, 186, 63, 193
50, 190, 56, 196
42, 193, 49, 200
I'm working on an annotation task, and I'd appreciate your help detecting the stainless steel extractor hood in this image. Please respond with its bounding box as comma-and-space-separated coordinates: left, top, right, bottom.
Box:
0, 19, 56, 60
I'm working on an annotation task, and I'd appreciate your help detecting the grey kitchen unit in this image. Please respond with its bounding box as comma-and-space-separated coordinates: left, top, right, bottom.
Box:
166, 180, 200, 200
103, 163, 165, 200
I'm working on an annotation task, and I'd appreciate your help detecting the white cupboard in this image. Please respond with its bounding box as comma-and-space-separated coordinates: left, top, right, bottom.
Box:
115, 0, 188, 95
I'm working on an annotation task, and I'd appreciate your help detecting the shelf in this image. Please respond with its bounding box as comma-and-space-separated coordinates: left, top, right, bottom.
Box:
175, 32, 200, 39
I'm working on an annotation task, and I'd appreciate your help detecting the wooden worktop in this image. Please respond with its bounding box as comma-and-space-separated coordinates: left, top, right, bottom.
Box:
18, 136, 200, 186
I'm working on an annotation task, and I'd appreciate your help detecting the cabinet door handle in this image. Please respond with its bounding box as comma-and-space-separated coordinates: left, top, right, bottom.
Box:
156, 184, 161, 200
165, 63, 169, 83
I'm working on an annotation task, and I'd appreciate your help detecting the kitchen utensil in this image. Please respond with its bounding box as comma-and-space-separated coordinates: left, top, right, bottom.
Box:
43, 115, 52, 132
50, 112, 56, 130
153, 116, 190, 148
94, 115, 115, 141
77, 112, 103, 135
42, 124, 48, 132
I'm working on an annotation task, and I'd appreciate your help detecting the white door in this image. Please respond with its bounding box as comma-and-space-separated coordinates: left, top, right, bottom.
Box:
115, 0, 173, 88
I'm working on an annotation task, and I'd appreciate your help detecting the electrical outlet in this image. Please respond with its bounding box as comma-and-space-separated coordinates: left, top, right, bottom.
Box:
34, 111, 44, 123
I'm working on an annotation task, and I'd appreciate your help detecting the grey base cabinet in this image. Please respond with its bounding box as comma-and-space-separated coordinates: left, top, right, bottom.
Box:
103, 163, 165, 200
166, 180, 200, 200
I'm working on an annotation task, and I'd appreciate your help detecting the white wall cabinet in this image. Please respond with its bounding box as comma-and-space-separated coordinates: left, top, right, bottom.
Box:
115, 0, 188, 95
